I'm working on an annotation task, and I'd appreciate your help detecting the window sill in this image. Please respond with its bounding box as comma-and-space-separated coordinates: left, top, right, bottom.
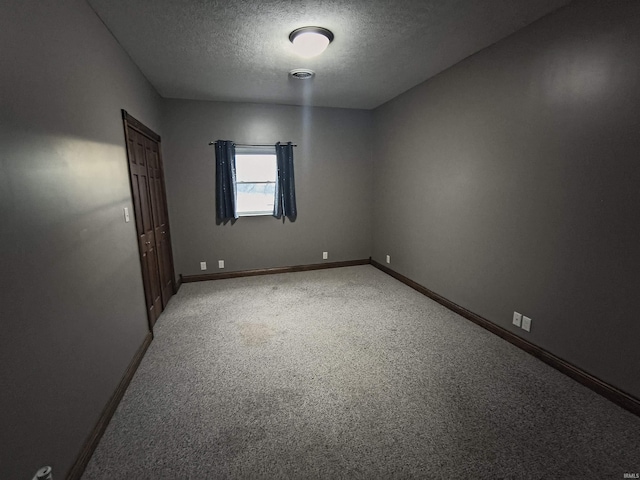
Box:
237, 212, 274, 217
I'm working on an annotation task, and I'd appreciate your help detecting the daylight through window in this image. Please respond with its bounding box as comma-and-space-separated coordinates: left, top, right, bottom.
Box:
234, 146, 277, 216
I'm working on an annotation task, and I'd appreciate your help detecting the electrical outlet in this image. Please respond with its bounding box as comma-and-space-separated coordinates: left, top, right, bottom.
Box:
522, 316, 532, 332
323, 252, 328, 260
386, 255, 391, 264
200, 261, 207, 271
218, 260, 225, 269
123, 207, 130, 223
512, 312, 522, 327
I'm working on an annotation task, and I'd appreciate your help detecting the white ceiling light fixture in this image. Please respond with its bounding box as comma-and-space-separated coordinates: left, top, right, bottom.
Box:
289, 26, 334, 58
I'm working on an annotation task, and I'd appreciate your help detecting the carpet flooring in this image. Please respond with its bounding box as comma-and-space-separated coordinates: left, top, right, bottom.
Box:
82, 265, 640, 479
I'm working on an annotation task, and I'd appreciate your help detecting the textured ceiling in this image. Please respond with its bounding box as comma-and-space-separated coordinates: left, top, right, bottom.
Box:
87, 0, 571, 109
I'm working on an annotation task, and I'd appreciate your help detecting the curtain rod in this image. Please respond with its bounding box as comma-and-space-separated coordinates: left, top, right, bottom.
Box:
208, 142, 297, 147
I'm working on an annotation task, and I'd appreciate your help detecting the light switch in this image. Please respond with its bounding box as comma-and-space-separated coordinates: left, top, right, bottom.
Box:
123, 207, 130, 223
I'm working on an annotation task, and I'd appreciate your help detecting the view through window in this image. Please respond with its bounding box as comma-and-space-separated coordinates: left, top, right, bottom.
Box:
235, 146, 277, 216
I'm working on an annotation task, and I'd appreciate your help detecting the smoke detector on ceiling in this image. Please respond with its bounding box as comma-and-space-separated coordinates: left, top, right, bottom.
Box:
289, 69, 315, 80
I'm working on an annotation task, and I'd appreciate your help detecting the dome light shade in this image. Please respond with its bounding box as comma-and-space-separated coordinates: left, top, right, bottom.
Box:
289, 27, 334, 58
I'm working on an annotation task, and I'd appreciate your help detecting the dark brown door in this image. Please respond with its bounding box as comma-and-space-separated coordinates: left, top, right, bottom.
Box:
146, 139, 174, 308
123, 111, 175, 330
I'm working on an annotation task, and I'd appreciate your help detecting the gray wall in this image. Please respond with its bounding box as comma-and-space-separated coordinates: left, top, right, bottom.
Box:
372, 0, 640, 399
162, 100, 373, 277
0, 0, 161, 477
3, 0, 638, 477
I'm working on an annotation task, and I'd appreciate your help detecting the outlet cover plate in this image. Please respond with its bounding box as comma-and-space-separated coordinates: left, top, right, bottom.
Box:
512, 312, 522, 327
200, 262, 207, 271
386, 255, 390, 264
522, 316, 532, 332
323, 252, 328, 260
218, 260, 225, 269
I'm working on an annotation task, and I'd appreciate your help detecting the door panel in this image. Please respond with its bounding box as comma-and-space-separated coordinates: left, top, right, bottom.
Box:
123, 111, 175, 330
145, 137, 174, 308
129, 173, 152, 316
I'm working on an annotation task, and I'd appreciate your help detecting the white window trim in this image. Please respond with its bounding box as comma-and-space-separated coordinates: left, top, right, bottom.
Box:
234, 146, 277, 217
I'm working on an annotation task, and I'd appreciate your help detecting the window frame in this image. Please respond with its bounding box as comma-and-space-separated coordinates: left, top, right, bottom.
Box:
234, 146, 278, 217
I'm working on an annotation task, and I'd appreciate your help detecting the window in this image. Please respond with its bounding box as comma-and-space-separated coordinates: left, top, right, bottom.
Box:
234, 146, 277, 216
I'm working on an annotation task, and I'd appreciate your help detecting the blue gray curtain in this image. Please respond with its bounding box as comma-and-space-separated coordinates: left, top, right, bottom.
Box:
214, 140, 237, 225
274, 142, 297, 222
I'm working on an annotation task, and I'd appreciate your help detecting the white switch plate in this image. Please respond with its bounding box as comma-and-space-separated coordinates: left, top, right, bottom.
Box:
512, 312, 522, 327
323, 252, 328, 260
218, 260, 225, 269
386, 255, 391, 264
522, 316, 532, 332
200, 262, 207, 271
123, 207, 130, 223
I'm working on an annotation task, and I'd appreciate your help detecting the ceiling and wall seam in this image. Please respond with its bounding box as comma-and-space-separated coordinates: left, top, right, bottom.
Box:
84, 0, 163, 100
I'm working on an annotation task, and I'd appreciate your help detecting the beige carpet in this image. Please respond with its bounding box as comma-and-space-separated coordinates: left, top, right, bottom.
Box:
83, 266, 640, 479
